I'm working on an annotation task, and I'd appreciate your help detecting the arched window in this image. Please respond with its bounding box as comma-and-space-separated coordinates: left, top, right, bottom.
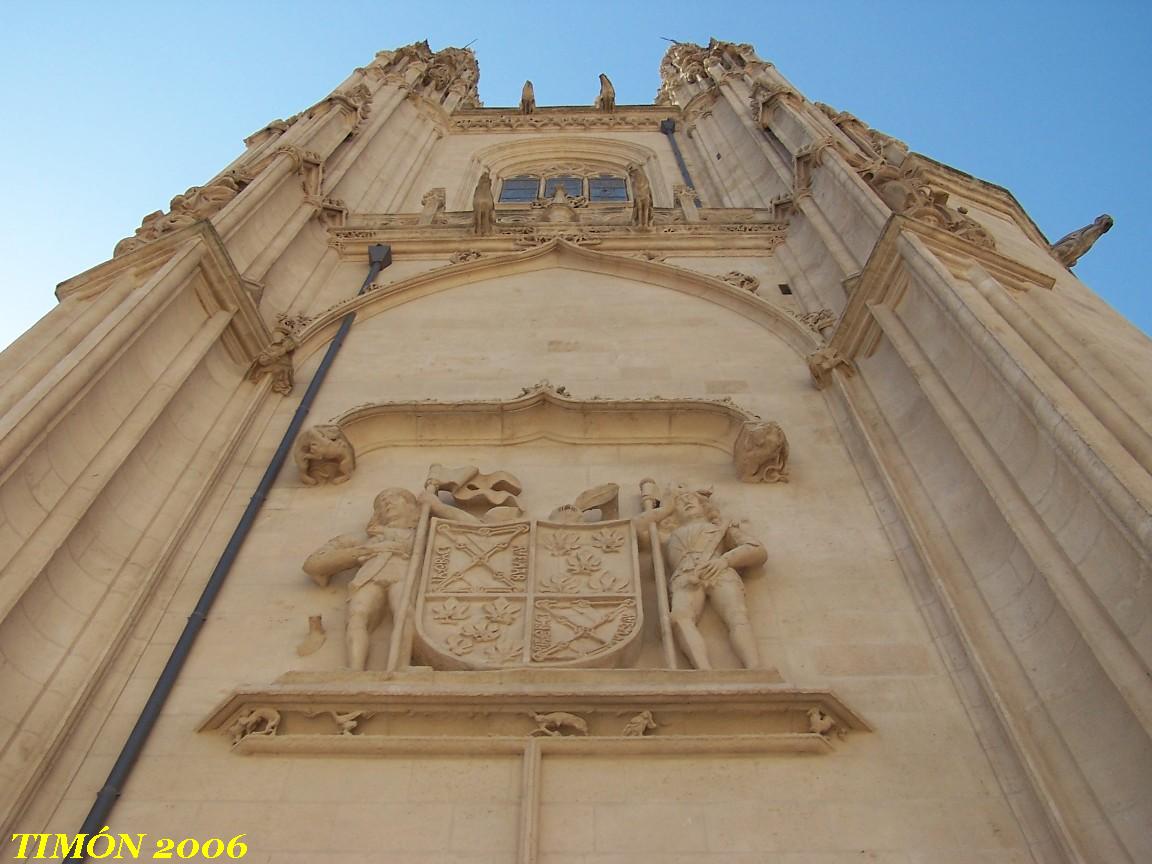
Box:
542, 176, 583, 199
588, 174, 628, 202
498, 175, 541, 203
497, 170, 630, 204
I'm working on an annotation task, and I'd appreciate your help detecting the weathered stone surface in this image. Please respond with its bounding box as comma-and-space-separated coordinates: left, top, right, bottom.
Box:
0, 37, 1148, 864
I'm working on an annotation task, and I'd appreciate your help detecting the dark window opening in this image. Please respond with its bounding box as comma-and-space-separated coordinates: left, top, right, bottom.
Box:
588, 175, 628, 202
778, 283, 793, 295
499, 176, 540, 202
543, 176, 583, 199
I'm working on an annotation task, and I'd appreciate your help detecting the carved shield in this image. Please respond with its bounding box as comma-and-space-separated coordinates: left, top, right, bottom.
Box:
415, 518, 642, 669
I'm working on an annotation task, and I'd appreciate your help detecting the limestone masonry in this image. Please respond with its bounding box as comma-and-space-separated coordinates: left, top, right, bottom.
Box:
0, 38, 1149, 863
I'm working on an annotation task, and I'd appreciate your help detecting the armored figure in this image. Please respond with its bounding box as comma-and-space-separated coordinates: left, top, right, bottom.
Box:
635, 484, 765, 669
303, 484, 476, 670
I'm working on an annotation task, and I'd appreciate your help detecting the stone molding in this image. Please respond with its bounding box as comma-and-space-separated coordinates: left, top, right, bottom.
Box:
200, 669, 869, 753
327, 215, 789, 257
826, 216, 1055, 371
55, 220, 270, 365
291, 240, 818, 364
449, 105, 675, 133
329, 380, 764, 455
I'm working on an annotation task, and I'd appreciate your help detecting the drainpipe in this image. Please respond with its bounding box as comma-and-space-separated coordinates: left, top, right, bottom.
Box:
660, 118, 702, 207
70, 243, 393, 855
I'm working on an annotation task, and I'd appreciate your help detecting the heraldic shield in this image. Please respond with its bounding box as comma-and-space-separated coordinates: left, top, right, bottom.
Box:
414, 517, 643, 669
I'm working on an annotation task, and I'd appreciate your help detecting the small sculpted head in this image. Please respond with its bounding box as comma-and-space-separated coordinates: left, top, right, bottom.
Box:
368, 487, 419, 532
668, 484, 717, 523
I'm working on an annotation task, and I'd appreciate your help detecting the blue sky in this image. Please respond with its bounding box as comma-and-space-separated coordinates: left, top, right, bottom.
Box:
1, 1, 1149, 349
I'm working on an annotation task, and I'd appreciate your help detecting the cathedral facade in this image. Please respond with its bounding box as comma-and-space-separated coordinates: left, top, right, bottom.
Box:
0, 39, 1149, 863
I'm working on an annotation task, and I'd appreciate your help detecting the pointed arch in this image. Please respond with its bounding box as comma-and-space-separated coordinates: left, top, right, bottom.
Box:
293, 240, 819, 364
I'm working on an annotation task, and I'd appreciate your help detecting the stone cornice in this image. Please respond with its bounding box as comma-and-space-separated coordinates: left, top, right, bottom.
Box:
448, 104, 677, 133
331, 381, 762, 454
327, 210, 788, 256
826, 215, 1055, 365
55, 221, 270, 366
904, 154, 1052, 249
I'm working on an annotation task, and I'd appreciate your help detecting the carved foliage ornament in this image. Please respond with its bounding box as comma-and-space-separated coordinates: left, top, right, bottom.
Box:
657, 38, 758, 103
113, 172, 248, 257
793, 308, 837, 333
720, 271, 760, 293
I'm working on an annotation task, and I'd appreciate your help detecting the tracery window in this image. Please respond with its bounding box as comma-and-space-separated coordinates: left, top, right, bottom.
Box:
498, 176, 541, 203
498, 171, 630, 203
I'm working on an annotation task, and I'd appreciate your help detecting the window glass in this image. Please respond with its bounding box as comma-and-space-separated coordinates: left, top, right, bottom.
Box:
499, 176, 540, 203
588, 175, 628, 202
543, 176, 583, 199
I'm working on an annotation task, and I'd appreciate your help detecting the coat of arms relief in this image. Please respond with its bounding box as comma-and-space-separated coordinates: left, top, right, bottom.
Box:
302, 463, 766, 673
204, 396, 865, 825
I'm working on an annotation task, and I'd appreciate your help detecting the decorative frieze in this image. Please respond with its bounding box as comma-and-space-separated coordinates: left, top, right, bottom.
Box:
448, 106, 673, 133
201, 669, 869, 756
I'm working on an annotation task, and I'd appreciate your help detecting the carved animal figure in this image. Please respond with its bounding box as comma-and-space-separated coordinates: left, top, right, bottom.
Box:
807, 346, 853, 389
530, 711, 589, 737
733, 420, 789, 483
629, 165, 653, 229
595, 73, 616, 112
1050, 214, 1113, 268
227, 707, 280, 745
621, 710, 658, 737
473, 171, 495, 235
250, 326, 298, 395
332, 710, 367, 735
294, 425, 356, 485
807, 707, 842, 739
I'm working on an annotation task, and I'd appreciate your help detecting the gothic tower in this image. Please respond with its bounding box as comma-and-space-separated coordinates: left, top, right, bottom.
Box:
1, 39, 1149, 863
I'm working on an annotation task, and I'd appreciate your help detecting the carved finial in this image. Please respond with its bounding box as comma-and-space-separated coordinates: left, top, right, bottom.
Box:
520, 80, 535, 114
595, 73, 616, 112
1050, 214, 1113, 268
